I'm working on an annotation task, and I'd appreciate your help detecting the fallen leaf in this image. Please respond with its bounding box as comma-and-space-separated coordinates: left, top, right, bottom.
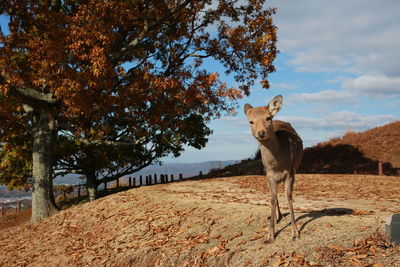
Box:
250, 233, 264, 241
354, 254, 368, 260
229, 232, 243, 240
352, 210, 374, 215
210, 234, 221, 239
203, 246, 220, 257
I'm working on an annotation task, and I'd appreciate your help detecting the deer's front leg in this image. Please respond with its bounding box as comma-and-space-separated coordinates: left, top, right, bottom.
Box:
268, 179, 278, 241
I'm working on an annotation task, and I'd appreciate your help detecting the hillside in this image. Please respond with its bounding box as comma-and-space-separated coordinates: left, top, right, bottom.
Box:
334, 121, 400, 168
1, 174, 399, 266
299, 120, 400, 175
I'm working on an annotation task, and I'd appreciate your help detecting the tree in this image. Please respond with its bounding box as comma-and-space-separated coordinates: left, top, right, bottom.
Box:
0, 0, 277, 222
55, 112, 212, 201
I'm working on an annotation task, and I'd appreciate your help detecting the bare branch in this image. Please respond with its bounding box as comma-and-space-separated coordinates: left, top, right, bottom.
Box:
75, 136, 146, 146
117, 0, 193, 64
15, 88, 57, 104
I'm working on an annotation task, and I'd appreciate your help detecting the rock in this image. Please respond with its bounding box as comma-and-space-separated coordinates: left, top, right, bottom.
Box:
385, 214, 400, 245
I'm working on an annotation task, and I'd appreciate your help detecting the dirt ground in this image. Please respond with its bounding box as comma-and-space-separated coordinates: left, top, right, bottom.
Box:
0, 174, 399, 266
0, 209, 31, 231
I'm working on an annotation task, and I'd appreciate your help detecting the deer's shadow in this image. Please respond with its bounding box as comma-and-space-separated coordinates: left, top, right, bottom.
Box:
274, 208, 354, 238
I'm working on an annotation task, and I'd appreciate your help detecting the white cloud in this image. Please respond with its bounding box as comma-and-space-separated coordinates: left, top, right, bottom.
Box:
288, 90, 356, 104
283, 73, 400, 107
280, 111, 398, 132
343, 74, 400, 96
270, 82, 297, 90
289, 51, 352, 73
270, 0, 400, 76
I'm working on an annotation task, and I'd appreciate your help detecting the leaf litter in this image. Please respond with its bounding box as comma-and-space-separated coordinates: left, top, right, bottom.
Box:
0, 174, 399, 266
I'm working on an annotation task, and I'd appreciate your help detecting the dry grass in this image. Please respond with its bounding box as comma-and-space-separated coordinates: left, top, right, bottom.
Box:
1, 174, 399, 266
299, 121, 400, 174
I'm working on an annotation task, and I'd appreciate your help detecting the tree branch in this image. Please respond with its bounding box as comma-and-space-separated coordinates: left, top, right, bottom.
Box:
97, 156, 156, 184
75, 136, 146, 146
116, 0, 193, 64
1, 69, 58, 108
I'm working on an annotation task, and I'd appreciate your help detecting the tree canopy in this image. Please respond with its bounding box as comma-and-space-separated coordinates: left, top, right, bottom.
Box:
0, 0, 277, 222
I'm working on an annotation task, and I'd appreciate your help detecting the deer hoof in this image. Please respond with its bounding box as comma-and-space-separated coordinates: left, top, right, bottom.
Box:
292, 234, 300, 241
268, 233, 275, 241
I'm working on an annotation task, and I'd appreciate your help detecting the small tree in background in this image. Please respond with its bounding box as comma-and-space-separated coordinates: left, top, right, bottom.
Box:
55, 113, 212, 201
0, 0, 277, 222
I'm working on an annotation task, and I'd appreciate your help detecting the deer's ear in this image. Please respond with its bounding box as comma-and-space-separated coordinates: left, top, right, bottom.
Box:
244, 104, 252, 116
267, 95, 283, 116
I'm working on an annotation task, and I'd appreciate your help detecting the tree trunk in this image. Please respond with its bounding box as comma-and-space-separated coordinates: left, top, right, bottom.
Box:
31, 108, 59, 222
85, 169, 98, 202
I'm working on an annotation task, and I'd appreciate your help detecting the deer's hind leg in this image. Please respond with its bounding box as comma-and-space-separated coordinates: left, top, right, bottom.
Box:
276, 194, 283, 223
285, 172, 299, 240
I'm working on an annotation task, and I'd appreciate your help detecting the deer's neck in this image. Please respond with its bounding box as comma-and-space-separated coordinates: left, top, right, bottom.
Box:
259, 131, 281, 166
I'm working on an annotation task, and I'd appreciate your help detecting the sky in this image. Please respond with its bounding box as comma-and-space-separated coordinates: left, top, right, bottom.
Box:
167, 0, 400, 163
1, 1, 399, 164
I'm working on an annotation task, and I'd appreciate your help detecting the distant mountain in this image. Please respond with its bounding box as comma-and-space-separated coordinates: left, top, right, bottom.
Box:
0, 186, 32, 202
128, 160, 239, 179
54, 173, 83, 185
52, 160, 239, 185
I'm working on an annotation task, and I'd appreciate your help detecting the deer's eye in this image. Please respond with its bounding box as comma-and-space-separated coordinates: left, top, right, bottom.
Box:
266, 116, 272, 121
249, 121, 254, 124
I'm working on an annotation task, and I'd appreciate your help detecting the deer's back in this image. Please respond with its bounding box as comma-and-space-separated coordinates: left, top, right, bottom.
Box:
273, 120, 303, 170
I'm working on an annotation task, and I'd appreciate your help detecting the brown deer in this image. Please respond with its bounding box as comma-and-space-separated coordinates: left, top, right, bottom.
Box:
244, 95, 303, 240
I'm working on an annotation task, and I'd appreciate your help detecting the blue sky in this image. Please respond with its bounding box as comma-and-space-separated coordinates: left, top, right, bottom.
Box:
2, 1, 399, 164
168, 0, 400, 163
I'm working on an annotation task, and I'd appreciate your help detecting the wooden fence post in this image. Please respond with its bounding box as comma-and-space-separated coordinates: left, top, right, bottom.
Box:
199, 171, 203, 177
78, 185, 81, 197
170, 174, 174, 182
179, 173, 183, 181
129, 176, 132, 187
116, 178, 120, 188
154, 174, 157, 184
165, 174, 168, 183
1, 204, 5, 216
104, 182, 107, 191
140, 175, 143, 186
378, 161, 383, 176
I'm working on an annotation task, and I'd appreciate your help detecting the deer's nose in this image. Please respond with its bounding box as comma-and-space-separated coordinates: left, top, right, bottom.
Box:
258, 131, 266, 138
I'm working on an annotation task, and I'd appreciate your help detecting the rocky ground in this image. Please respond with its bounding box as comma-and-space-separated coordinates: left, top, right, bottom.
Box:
1, 174, 399, 266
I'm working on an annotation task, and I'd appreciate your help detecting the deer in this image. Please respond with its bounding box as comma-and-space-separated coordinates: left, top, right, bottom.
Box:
244, 95, 303, 241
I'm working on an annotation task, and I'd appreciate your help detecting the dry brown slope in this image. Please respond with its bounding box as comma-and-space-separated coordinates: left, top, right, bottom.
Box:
316, 120, 400, 168
1, 175, 399, 266
298, 121, 400, 175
